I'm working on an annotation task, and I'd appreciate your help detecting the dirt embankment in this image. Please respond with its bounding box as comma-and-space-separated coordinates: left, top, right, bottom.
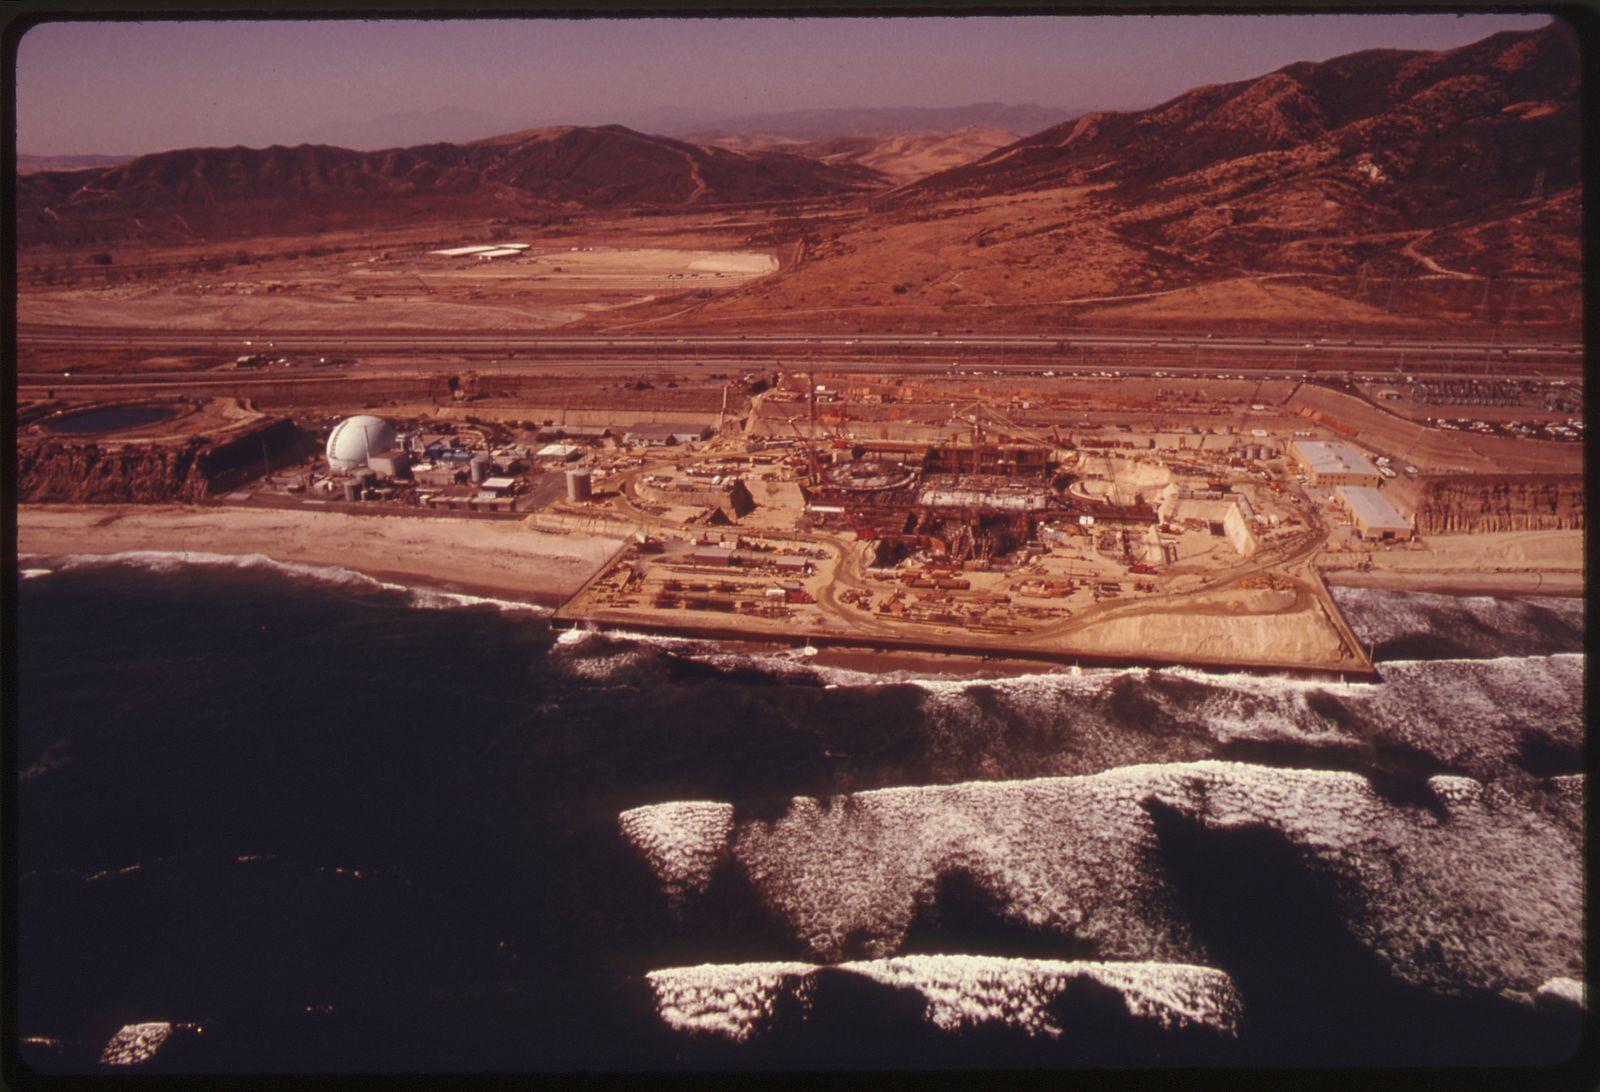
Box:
1066, 597, 1351, 669
17, 418, 310, 504
1386, 474, 1584, 534
1285, 385, 1583, 476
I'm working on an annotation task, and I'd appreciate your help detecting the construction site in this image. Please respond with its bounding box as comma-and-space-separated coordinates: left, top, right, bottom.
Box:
17, 351, 1584, 676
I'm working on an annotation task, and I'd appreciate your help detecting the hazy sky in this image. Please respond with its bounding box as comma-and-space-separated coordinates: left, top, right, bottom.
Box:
17, 13, 1553, 155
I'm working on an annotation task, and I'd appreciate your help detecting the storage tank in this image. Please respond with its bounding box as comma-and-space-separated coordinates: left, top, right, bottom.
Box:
566, 468, 593, 502
470, 453, 491, 484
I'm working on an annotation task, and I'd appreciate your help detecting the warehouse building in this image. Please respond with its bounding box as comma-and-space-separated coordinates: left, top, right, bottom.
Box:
1291, 440, 1382, 487
1336, 485, 1413, 541
624, 423, 712, 447
537, 443, 583, 462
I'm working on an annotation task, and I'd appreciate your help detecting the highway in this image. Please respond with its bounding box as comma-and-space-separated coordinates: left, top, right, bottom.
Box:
19, 326, 1583, 390
17, 325, 1584, 358
18, 358, 1583, 392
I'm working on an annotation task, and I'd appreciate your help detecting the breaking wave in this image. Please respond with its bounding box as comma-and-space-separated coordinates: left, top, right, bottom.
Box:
18, 551, 549, 614
621, 761, 1584, 996
545, 586, 1582, 699
1330, 586, 1584, 661
645, 956, 1243, 1041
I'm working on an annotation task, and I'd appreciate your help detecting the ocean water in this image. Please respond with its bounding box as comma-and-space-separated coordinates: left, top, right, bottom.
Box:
12, 556, 1585, 1071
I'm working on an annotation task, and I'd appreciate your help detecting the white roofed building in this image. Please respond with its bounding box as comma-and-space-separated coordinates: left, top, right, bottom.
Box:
1335, 485, 1413, 541
1291, 440, 1382, 487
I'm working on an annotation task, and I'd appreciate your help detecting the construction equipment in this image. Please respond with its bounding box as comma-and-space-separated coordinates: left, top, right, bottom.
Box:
785, 417, 824, 485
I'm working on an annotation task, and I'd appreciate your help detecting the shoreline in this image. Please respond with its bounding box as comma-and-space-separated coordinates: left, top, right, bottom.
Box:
1322, 568, 1584, 599
19, 504, 1583, 677
17, 503, 625, 608
548, 611, 1379, 682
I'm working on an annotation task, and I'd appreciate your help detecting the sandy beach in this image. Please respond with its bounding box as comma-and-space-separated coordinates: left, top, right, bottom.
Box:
1319, 531, 1585, 598
1322, 569, 1584, 597
18, 504, 628, 606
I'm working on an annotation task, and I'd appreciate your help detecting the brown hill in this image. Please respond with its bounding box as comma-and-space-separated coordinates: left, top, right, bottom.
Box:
633, 24, 1579, 334
16, 125, 886, 245
884, 25, 1578, 266
704, 127, 1022, 186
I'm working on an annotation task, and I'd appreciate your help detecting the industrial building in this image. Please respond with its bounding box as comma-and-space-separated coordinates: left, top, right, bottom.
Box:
1291, 440, 1382, 487
625, 423, 711, 446
1335, 485, 1413, 541
326, 415, 398, 471
367, 449, 411, 479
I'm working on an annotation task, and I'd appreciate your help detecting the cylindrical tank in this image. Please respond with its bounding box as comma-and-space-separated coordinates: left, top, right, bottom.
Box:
342, 481, 361, 502
566, 468, 593, 502
470, 453, 491, 484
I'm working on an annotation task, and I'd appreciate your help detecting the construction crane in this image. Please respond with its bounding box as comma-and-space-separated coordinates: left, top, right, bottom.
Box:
806, 370, 819, 440
953, 396, 1058, 452
785, 417, 824, 485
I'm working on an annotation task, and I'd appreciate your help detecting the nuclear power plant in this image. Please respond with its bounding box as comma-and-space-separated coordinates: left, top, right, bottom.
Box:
325, 415, 398, 471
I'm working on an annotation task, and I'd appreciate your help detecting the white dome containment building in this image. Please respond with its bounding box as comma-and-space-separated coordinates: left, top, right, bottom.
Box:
326, 415, 398, 471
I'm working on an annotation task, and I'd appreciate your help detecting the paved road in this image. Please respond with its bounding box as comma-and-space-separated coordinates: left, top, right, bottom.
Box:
18, 325, 1583, 358
19, 358, 1581, 391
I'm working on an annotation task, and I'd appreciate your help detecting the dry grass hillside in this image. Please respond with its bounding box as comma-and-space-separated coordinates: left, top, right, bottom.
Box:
703, 127, 1022, 186
615, 24, 1580, 333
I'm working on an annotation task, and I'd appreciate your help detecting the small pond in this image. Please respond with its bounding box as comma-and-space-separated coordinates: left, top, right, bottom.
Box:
47, 404, 179, 435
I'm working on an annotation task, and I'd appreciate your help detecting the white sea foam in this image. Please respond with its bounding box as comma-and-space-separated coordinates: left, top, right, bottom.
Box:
99, 1022, 172, 1066
646, 962, 816, 1040
24, 550, 549, 614
548, 624, 1387, 697
644, 956, 1242, 1041
1331, 586, 1584, 654
623, 759, 1583, 995
619, 801, 735, 912
843, 955, 1242, 1037
1535, 976, 1586, 1010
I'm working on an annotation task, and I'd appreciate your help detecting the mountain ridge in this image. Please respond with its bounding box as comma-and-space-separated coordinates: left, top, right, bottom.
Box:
676, 101, 1100, 141
618, 22, 1579, 332
16, 125, 887, 244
